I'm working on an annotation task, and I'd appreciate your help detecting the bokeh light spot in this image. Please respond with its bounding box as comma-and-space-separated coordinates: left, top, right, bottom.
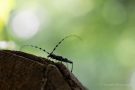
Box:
11, 10, 40, 39
116, 38, 135, 67
0, 41, 16, 49
130, 71, 135, 90
52, 0, 94, 16
102, 1, 127, 25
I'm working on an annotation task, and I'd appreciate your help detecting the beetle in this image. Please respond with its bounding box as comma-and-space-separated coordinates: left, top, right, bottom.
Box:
21, 35, 81, 72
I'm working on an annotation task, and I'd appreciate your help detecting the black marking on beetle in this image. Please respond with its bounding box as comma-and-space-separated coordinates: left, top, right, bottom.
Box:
20, 35, 81, 72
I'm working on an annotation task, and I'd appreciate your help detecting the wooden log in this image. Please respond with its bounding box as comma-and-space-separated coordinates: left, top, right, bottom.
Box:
0, 50, 87, 90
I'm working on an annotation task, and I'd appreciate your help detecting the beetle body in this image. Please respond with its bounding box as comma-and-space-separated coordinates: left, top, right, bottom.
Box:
21, 35, 81, 72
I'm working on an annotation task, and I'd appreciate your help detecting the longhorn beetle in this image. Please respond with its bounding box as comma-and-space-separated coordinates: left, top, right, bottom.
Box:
20, 35, 81, 72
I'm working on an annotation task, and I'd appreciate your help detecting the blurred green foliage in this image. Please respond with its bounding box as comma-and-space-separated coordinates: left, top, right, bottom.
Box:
1, 0, 135, 90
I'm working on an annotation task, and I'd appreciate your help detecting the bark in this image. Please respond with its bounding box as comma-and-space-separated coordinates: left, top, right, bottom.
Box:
0, 50, 87, 90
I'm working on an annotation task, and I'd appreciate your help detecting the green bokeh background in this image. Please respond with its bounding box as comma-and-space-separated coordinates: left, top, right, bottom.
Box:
1, 0, 135, 90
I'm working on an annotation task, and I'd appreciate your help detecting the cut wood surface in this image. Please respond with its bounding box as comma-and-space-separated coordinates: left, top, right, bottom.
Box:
0, 50, 87, 90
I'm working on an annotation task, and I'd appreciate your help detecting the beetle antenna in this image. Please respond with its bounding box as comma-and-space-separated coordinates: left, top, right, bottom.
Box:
20, 45, 50, 54
48, 34, 81, 57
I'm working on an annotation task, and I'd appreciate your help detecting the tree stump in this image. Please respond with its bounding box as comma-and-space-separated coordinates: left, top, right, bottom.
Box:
0, 50, 87, 90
